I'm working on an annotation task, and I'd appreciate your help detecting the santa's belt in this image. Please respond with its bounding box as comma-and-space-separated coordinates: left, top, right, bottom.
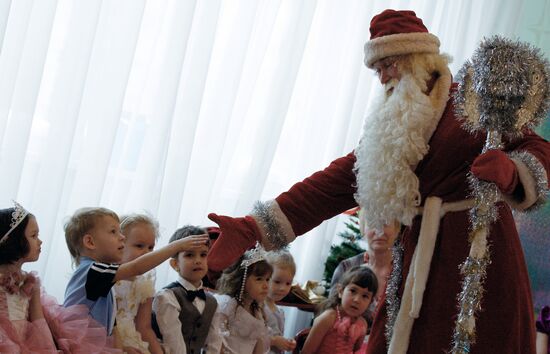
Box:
388, 197, 474, 354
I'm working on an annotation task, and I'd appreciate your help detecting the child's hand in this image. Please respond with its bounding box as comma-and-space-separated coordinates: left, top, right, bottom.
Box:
272, 336, 297, 351
173, 234, 210, 252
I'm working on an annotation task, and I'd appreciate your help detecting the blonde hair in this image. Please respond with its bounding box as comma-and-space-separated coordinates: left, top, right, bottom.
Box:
120, 213, 160, 240
64, 207, 119, 266
265, 249, 296, 275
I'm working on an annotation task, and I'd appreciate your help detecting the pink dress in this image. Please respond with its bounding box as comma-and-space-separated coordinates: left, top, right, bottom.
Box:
0, 270, 58, 353
0, 269, 121, 354
42, 292, 122, 353
316, 307, 367, 354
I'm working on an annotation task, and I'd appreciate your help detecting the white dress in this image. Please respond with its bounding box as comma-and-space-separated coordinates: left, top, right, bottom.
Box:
213, 294, 269, 354
113, 271, 156, 353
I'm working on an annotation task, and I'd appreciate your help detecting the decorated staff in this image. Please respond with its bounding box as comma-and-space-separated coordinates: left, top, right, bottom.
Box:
452, 35, 550, 354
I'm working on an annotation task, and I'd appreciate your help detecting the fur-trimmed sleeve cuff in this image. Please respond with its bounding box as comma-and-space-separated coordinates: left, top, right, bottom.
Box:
503, 150, 549, 210
250, 200, 296, 250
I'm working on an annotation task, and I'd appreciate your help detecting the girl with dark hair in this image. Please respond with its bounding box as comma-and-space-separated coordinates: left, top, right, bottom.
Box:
0, 202, 122, 353
302, 266, 378, 354
0, 201, 58, 353
211, 243, 273, 354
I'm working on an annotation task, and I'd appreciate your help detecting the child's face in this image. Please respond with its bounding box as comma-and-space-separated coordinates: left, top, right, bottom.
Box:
268, 266, 294, 302
244, 272, 270, 303
21, 216, 42, 263
170, 243, 209, 288
87, 215, 125, 263
339, 283, 373, 318
121, 223, 156, 263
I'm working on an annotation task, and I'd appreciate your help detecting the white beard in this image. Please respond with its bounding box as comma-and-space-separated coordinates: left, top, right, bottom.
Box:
354, 73, 439, 233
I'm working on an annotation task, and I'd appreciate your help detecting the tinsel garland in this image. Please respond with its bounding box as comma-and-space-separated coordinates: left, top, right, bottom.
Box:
252, 200, 289, 249
450, 175, 498, 353
385, 239, 404, 346
451, 35, 550, 354
509, 150, 549, 209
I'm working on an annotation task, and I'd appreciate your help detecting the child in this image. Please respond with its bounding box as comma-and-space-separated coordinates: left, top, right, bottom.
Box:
63, 207, 208, 340
212, 243, 272, 354
0, 202, 120, 353
152, 225, 220, 354
114, 213, 163, 354
264, 250, 297, 354
301, 266, 378, 354
0, 202, 58, 353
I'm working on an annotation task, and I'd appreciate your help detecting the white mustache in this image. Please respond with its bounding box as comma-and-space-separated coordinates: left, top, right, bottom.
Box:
384, 78, 399, 94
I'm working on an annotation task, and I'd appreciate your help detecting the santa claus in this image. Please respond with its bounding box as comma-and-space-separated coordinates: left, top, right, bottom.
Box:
207, 9, 550, 354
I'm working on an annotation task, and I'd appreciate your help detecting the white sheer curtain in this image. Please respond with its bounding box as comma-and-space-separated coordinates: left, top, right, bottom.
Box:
0, 0, 525, 334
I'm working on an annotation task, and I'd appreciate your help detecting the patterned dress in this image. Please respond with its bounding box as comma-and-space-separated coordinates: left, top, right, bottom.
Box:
113, 271, 156, 353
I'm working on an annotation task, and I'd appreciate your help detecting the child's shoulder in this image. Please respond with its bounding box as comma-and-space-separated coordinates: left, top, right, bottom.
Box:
213, 294, 237, 314
213, 293, 234, 305
315, 308, 338, 323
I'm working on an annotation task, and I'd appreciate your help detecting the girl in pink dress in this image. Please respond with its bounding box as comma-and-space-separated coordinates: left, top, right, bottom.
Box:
301, 266, 378, 354
0, 201, 120, 354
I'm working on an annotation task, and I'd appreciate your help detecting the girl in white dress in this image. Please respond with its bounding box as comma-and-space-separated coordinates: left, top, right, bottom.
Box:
213, 243, 272, 354
113, 213, 163, 354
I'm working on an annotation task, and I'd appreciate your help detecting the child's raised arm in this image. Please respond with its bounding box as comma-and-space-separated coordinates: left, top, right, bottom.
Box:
115, 234, 208, 281
300, 309, 337, 354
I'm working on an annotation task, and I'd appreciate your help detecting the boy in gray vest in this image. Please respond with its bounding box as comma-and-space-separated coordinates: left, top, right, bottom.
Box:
153, 225, 220, 354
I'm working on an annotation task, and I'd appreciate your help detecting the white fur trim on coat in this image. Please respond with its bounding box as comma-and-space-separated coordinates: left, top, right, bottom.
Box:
364, 32, 440, 68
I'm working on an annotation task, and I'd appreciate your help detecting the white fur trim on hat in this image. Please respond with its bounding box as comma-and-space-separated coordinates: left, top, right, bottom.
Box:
364, 32, 440, 68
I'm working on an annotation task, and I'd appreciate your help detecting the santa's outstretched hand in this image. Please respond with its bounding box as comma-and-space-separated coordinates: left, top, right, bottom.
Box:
207, 213, 262, 271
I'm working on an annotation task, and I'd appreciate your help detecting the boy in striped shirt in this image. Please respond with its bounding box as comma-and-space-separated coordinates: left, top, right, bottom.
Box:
63, 207, 208, 336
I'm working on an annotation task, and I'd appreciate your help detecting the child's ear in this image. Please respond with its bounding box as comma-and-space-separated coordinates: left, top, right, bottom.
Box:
169, 257, 179, 271
82, 234, 95, 250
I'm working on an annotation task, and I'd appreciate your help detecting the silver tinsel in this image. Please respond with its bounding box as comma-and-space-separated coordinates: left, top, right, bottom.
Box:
509, 150, 549, 209
454, 36, 550, 140
385, 239, 404, 347
251, 200, 289, 249
467, 174, 500, 233
451, 254, 491, 354
451, 35, 550, 353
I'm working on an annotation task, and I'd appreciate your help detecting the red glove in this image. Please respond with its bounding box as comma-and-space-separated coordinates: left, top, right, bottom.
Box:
207, 213, 262, 272
470, 150, 519, 194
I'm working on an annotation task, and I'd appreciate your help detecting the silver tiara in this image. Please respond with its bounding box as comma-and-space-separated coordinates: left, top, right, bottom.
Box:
0, 201, 30, 245
240, 242, 266, 269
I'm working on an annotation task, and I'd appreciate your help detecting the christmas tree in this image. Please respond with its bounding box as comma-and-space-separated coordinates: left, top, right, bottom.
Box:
323, 210, 365, 284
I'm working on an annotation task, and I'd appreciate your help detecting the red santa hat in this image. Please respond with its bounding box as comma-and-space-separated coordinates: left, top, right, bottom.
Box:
364, 9, 440, 68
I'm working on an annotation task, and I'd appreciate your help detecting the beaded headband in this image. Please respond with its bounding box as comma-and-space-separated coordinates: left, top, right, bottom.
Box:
238, 242, 266, 302
0, 201, 30, 245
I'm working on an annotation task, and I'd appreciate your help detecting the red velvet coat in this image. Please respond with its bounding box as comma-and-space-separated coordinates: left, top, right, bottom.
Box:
275, 89, 550, 354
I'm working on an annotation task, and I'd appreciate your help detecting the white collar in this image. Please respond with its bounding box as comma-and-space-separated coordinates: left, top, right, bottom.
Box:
177, 276, 203, 291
